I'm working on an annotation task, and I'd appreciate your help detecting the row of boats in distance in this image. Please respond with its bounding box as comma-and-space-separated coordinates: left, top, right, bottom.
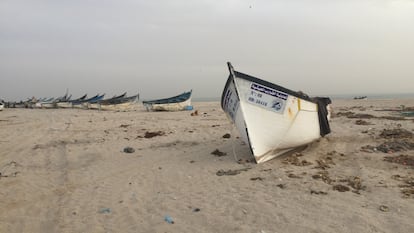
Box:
3, 90, 193, 111
3, 62, 335, 165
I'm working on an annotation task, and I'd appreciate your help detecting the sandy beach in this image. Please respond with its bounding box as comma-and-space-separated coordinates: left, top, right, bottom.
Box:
1, 99, 413, 233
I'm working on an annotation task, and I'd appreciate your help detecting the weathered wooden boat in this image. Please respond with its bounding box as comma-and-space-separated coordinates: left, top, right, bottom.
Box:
221, 62, 332, 164
78, 94, 105, 108
12, 100, 28, 108
87, 92, 127, 110
95, 93, 140, 111
57, 94, 87, 108
41, 93, 71, 109
142, 90, 192, 111
33, 97, 53, 108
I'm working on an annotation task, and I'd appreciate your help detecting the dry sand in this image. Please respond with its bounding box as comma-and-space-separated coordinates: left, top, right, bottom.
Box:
1, 99, 414, 233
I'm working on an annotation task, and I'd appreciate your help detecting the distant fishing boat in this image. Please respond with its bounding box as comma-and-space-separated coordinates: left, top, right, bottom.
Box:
221, 62, 332, 164
56, 94, 87, 108
88, 92, 127, 109
142, 90, 193, 111
36, 97, 55, 108
40, 92, 71, 109
353, 96, 367, 100
89, 93, 139, 111
78, 94, 105, 108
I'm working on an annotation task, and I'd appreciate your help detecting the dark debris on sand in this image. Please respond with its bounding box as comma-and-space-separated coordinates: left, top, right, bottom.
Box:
144, 131, 166, 138
237, 158, 255, 164
379, 128, 413, 139
384, 155, 414, 167
211, 149, 227, 157
361, 141, 414, 153
348, 113, 376, 119
381, 116, 407, 121
335, 111, 356, 118
333, 184, 350, 192
282, 153, 312, 166
123, 147, 135, 153
314, 157, 335, 170
310, 190, 328, 195
340, 176, 366, 193
250, 177, 264, 181
216, 168, 251, 176
190, 110, 199, 116
309, 151, 367, 194
355, 119, 373, 125
391, 174, 414, 198
336, 111, 408, 121
312, 172, 366, 193
361, 128, 414, 153
377, 141, 414, 153
312, 171, 333, 184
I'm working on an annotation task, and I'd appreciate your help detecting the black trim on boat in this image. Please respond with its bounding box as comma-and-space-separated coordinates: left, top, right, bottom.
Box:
221, 62, 239, 109
142, 90, 192, 105
313, 97, 332, 137
222, 62, 314, 105
234, 72, 314, 103
245, 127, 255, 162
221, 74, 234, 109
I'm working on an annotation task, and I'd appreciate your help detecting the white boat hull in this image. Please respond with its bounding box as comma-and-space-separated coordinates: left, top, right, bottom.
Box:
89, 100, 139, 111
147, 98, 192, 111
100, 102, 138, 111
41, 102, 57, 109
72, 104, 88, 109
56, 102, 73, 108
222, 63, 331, 163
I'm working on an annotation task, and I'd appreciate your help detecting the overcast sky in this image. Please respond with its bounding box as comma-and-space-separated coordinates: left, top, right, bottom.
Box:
1, 0, 413, 101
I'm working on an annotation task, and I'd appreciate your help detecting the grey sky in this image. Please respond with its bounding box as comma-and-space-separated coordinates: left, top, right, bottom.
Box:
1, 0, 413, 101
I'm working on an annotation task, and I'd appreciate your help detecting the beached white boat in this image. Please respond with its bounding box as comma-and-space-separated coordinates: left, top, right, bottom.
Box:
0, 102, 4, 111
142, 90, 192, 111
39, 92, 71, 109
36, 97, 55, 108
76, 94, 104, 109
90, 93, 139, 111
56, 94, 88, 108
88, 92, 127, 110
56, 102, 73, 108
221, 62, 331, 163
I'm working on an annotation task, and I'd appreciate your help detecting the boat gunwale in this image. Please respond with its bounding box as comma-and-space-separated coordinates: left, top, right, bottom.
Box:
98, 92, 127, 104
99, 93, 139, 105
221, 62, 315, 108
142, 90, 192, 105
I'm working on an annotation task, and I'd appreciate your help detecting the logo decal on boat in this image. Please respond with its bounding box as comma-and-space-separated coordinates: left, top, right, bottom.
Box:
248, 83, 287, 113
271, 100, 282, 111
251, 83, 288, 100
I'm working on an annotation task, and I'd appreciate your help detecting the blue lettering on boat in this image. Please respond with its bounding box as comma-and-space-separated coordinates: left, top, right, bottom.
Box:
251, 83, 288, 100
